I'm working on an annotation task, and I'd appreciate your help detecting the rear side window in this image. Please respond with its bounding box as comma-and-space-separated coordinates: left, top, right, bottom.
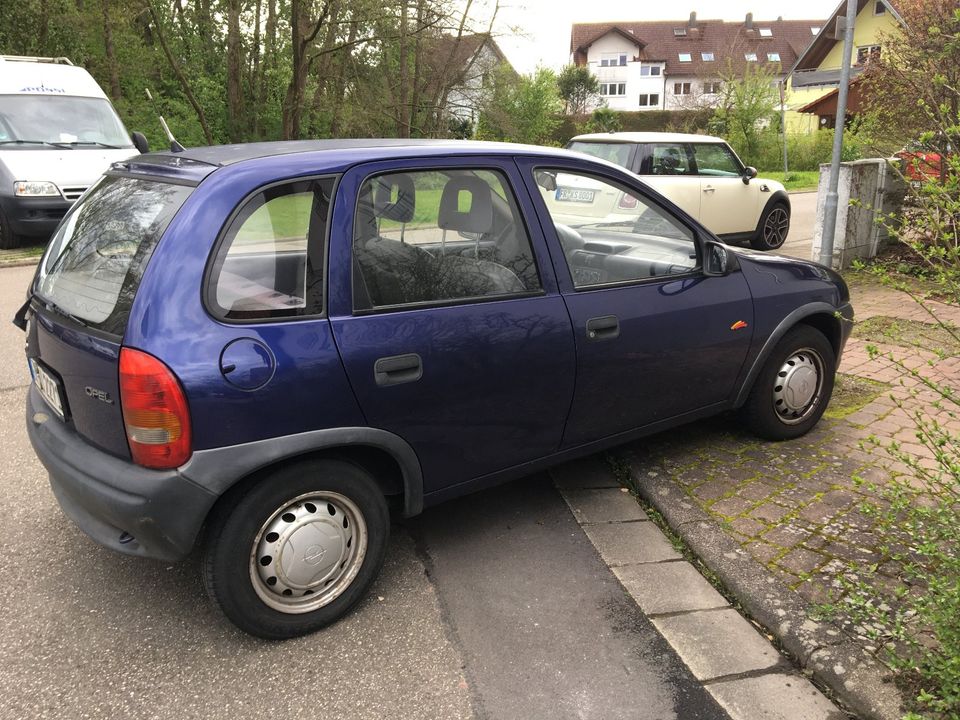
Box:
35, 175, 192, 335
208, 177, 333, 321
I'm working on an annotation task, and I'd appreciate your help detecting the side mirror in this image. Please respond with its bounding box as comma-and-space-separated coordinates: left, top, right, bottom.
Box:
742, 166, 758, 185
535, 170, 557, 192
703, 239, 737, 276
131, 131, 150, 154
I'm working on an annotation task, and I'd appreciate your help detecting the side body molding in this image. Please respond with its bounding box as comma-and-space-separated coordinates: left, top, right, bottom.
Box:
732, 301, 853, 408
180, 427, 425, 517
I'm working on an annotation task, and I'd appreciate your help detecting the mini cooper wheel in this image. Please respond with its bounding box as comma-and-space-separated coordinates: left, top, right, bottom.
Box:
741, 325, 836, 440
750, 201, 790, 251
202, 459, 389, 639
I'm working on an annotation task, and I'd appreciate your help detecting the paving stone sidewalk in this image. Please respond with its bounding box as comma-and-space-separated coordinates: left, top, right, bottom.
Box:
616, 277, 960, 717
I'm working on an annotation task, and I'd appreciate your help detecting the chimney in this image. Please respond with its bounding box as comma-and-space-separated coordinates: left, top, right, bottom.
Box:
689, 11, 697, 26
745, 12, 754, 29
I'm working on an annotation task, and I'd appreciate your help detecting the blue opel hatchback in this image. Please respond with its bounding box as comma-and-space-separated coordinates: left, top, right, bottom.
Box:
19, 140, 852, 638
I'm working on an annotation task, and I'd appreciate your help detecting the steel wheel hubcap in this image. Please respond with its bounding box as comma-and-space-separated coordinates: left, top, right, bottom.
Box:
250, 491, 367, 614
763, 208, 789, 247
772, 347, 824, 424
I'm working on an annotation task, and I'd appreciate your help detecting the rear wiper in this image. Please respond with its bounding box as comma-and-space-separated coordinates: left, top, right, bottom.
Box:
0, 139, 74, 149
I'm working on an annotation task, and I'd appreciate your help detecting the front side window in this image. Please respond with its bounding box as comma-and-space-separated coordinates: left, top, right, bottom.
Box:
692, 143, 741, 176
533, 169, 697, 288
353, 169, 541, 311
208, 178, 332, 320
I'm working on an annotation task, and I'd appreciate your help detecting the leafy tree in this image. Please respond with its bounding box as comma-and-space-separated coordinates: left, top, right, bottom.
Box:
557, 64, 600, 115
476, 66, 561, 145
709, 63, 779, 161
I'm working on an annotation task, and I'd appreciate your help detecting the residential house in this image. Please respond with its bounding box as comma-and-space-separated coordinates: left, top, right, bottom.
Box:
570, 13, 824, 113
787, 0, 904, 132
428, 33, 512, 125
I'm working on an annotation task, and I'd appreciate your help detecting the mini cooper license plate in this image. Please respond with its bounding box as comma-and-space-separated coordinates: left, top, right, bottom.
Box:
30, 359, 66, 419
556, 187, 596, 203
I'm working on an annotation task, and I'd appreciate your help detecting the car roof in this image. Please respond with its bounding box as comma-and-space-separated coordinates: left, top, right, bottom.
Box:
570, 132, 726, 144
113, 139, 604, 185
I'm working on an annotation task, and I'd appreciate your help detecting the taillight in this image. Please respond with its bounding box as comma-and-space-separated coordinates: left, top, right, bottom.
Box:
618, 193, 638, 209
119, 348, 192, 469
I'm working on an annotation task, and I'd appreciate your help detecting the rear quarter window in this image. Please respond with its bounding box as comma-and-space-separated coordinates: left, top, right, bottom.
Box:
35, 175, 192, 335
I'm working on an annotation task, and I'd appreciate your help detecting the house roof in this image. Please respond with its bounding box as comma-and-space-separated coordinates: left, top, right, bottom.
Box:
796, 78, 865, 114
791, 0, 904, 73
570, 16, 826, 76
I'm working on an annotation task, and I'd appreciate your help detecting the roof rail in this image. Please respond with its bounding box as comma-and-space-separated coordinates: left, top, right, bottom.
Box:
0, 55, 74, 65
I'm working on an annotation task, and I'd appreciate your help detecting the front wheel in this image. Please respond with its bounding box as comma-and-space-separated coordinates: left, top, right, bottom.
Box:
740, 325, 835, 440
750, 201, 790, 251
202, 459, 389, 639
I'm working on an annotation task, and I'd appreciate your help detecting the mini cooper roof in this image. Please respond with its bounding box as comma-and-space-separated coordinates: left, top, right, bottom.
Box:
109, 139, 600, 186
570, 132, 728, 144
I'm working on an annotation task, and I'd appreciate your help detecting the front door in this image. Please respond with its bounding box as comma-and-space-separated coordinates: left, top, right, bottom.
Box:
691, 142, 761, 236
328, 159, 576, 493
520, 159, 755, 448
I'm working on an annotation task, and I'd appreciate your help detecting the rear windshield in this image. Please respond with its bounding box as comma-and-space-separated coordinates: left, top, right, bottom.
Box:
567, 141, 633, 169
35, 175, 192, 335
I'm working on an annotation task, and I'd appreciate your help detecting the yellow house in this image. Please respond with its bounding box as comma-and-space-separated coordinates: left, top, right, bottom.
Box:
785, 0, 904, 133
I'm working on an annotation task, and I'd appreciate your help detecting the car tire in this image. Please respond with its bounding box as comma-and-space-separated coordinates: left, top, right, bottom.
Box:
202, 458, 390, 639
0, 206, 21, 250
740, 325, 835, 441
750, 201, 790, 251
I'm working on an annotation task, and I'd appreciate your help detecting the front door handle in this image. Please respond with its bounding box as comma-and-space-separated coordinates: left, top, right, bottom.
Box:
586, 315, 620, 341
374, 353, 423, 386
703, 185, 716, 193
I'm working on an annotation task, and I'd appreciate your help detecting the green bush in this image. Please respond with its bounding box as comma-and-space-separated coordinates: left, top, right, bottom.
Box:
730, 128, 868, 171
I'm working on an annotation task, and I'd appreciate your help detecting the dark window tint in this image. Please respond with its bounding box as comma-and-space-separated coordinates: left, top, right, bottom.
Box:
209, 177, 332, 320
35, 175, 192, 335
353, 169, 541, 311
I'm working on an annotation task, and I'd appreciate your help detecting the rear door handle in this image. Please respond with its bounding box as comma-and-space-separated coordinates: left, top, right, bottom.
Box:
586, 315, 620, 341
374, 353, 423, 386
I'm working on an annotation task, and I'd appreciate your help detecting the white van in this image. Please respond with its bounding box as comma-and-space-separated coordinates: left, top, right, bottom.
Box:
0, 56, 145, 248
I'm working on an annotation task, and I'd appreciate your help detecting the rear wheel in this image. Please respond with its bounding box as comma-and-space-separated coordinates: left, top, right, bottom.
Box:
740, 325, 835, 440
202, 458, 390, 639
0, 206, 21, 250
750, 201, 790, 251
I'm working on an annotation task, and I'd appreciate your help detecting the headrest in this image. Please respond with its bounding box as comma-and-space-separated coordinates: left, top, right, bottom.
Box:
373, 174, 415, 223
438, 176, 493, 235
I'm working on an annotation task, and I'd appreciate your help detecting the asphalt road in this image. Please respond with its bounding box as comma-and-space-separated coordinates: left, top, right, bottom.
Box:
0, 263, 728, 720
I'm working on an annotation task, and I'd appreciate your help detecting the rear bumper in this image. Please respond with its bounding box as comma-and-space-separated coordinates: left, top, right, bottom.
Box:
26, 385, 217, 562
0, 194, 71, 238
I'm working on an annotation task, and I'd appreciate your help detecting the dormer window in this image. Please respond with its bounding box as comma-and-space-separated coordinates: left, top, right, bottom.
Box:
674, 28, 687, 36
701, 52, 715, 61
759, 28, 773, 37
767, 52, 781, 62
811, 26, 821, 35
678, 53, 692, 62
600, 52, 628, 67
745, 53, 758, 61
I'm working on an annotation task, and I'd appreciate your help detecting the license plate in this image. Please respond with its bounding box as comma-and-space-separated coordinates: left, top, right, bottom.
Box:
30, 359, 66, 419
556, 187, 596, 203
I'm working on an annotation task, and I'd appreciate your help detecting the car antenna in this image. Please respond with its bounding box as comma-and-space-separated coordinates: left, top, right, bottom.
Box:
144, 88, 185, 153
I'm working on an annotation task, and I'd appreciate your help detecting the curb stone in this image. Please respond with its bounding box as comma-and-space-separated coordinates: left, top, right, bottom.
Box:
552, 458, 846, 720
622, 451, 904, 720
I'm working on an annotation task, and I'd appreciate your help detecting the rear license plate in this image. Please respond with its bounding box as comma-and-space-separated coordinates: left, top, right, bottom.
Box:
556, 187, 596, 203
30, 359, 66, 419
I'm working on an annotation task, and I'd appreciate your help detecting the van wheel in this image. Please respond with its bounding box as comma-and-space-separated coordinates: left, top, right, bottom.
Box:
750, 201, 790, 250
202, 459, 389, 639
0, 207, 21, 250
740, 325, 835, 440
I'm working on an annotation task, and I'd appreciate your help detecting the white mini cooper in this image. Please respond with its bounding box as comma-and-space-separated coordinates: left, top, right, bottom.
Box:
566, 132, 790, 251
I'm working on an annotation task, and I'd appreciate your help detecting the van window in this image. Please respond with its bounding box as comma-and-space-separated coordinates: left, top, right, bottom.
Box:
0, 96, 132, 148
35, 176, 192, 335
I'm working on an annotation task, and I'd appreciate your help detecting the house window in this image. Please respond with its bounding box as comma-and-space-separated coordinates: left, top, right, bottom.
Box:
759, 28, 773, 37
701, 52, 714, 61
811, 26, 821, 35
703, 81, 722, 94
744, 52, 758, 61
600, 83, 627, 96
600, 53, 628, 67
874, 1, 886, 15
638, 93, 660, 107
857, 45, 881, 64
639, 64, 662, 76
674, 28, 687, 36
767, 52, 781, 62
678, 52, 692, 62
673, 82, 691, 95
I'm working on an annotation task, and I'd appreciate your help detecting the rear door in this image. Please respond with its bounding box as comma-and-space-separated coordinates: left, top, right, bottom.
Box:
27, 175, 193, 457
328, 158, 576, 494
691, 142, 760, 236
519, 158, 755, 447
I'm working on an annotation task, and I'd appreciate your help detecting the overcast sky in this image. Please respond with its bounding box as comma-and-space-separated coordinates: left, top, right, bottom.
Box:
479, 0, 843, 73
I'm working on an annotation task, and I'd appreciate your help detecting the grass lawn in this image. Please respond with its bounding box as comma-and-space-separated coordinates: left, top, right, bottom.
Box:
757, 169, 820, 192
